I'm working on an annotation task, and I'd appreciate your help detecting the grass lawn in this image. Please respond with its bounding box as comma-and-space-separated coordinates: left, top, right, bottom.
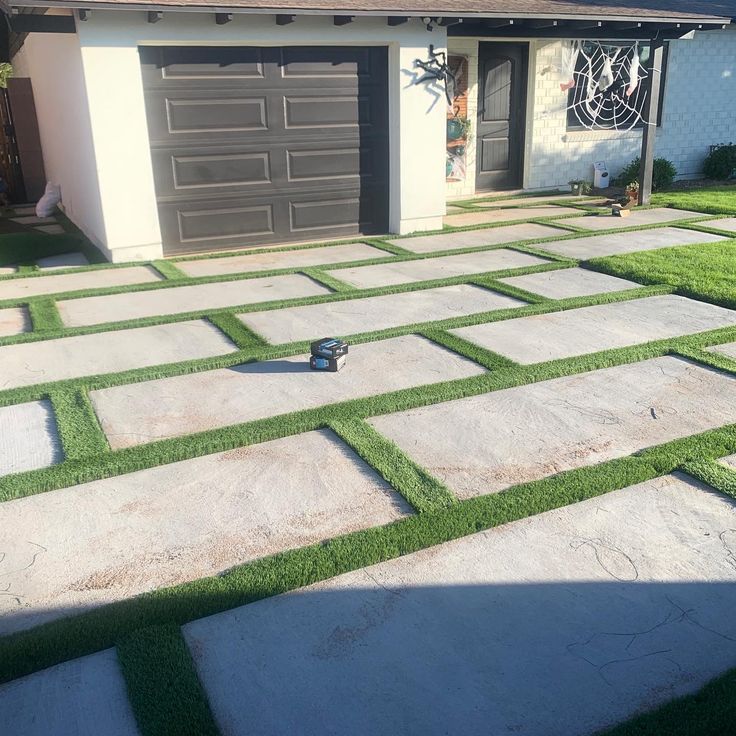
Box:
589, 240, 736, 309
2, 189, 736, 735
651, 184, 736, 215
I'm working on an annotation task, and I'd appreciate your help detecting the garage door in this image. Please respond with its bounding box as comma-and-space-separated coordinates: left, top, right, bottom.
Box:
139, 46, 389, 255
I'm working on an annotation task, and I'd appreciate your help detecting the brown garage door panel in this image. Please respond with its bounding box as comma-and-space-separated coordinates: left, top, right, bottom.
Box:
140, 45, 388, 255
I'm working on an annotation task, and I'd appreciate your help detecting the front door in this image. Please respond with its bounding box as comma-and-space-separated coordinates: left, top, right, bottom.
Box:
475, 42, 528, 192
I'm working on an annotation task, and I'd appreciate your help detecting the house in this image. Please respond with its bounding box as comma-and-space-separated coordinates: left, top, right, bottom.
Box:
4, 0, 735, 262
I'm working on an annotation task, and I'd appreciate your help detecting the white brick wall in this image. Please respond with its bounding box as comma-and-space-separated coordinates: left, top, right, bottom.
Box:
527, 27, 736, 189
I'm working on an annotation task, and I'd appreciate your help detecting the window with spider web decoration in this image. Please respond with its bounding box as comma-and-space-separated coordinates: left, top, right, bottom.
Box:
565, 41, 668, 131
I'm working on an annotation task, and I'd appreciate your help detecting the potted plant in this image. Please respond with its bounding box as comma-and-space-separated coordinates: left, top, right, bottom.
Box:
568, 179, 593, 195
625, 180, 640, 201
447, 116, 471, 141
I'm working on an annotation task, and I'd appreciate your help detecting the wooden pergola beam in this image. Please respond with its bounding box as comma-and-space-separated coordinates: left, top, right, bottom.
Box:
387, 16, 408, 26
275, 14, 295, 24
638, 40, 665, 206
333, 15, 354, 25
215, 12, 233, 24
147, 10, 163, 23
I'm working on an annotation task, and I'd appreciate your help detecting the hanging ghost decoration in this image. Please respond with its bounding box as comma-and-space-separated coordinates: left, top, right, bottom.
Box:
598, 54, 614, 92
627, 45, 641, 97
559, 40, 580, 91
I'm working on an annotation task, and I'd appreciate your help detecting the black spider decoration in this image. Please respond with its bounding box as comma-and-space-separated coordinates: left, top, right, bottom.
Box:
414, 44, 456, 104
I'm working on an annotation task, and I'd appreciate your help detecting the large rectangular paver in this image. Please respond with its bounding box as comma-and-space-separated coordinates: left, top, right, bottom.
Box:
387, 223, 562, 254
709, 217, 736, 233
369, 356, 736, 498
239, 284, 524, 344
444, 205, 580, 228
185, 474, 736, 736
0, 430, 410, 634
565, 207, 704, 230
450, 294, 736, 364
498, 267, 639, 299
332, 248, 550, 289
707, 340, 736, 360
58, 273, 330, 327
178, 242, 388, 278
0, 400, 62, 477
538, 227, 726, 260
91, 335, 486, 450
0, 265, 162, 301
0, 320, 236, 390
0, 650, 139, 736
0, 306, 29, 337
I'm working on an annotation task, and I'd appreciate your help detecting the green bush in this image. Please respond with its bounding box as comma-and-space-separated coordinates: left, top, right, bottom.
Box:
703, 144, 736, 180
614, 156, 677, 191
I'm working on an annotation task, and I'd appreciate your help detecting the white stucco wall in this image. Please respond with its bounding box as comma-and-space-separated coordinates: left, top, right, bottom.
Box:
11, 31, 106, 249
527, 27, 736, 190
71, 12, 447, 260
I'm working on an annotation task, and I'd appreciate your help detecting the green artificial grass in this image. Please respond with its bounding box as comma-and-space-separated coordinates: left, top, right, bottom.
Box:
117, 625, 220, 736
597, 666, 736, 736
2, 421, 736, 685
27, 298, 63, 332
651, 185, 736, 216
0, 230, 106, 267
589, 240, 736, 310
1, 192, 736, 733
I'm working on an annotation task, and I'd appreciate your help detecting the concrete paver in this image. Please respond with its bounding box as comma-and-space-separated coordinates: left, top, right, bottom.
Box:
185, 473, 736, 736
239, 284, 524, 344
368, 356, 736, 498
90, 335, 486, 450
0, 265, 162, 301
58, 273, 330, 327
0, 306, 30, 337
0, 429, 411, 634
332, 248, 550, 289
497, 267, 639, 299
444, 206, 580, 228
0, 650, 139, 736
0, 400, 62, 477
563, 208, 704, 231
177, 242, 389, 278
387, 223, 563, 254
536, 227, 726, 260
450, 294, 736, 364
0, 320, 237, 389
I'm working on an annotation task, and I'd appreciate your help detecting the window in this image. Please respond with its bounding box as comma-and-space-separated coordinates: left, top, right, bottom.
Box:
566, 41, 668, 131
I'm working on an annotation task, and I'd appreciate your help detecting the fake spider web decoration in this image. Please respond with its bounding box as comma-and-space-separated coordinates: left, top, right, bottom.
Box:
560, 41, 656, 131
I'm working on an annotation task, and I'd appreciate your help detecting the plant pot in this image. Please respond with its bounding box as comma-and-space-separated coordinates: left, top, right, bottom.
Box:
447, 119, 464, 141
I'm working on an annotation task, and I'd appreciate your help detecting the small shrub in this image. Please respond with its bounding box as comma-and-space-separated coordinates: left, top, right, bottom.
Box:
614, 156, 677, 191
703, 143, 736, 180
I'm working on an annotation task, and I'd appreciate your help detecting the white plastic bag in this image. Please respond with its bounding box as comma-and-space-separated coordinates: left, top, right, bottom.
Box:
36, 182, 61, 218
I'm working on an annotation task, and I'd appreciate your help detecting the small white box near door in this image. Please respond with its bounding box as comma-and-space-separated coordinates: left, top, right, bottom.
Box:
593, 161, 610, 189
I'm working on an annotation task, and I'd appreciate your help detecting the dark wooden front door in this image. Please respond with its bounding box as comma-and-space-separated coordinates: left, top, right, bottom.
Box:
475, 42, 528, 192
139, 46, 389, 255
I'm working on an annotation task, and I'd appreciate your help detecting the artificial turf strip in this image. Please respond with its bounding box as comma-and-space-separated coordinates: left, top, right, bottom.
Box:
48, 387, 109, 461
329, 417, 457, 513
117, 625, 221, 736
151, 260, 191, 281
419, 328, 518, 371
27, 298, 63, 332
300, 266, 355, 293
681, 458, 736, 500
3, 317, 736, 505
0, 283, 672, 408
596, 665, 736, 736
588, 240, 736, 310
2, 423, 736, 685
205, 313, 267, 350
